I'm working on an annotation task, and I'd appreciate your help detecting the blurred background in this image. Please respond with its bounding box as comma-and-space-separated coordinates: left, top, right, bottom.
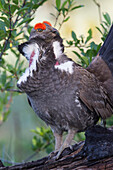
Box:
0, 0, 113, 165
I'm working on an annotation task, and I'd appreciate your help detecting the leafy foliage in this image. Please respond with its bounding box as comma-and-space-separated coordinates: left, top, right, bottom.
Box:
67, 12, 112, 67
31, 127, 54, 154
96, 12, 112, 41
52, 0, 84, 29
0, 0, 47, 124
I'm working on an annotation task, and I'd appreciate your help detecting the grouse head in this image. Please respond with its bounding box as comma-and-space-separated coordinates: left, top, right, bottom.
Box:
18, 21, 64, 69
30, 21, 59, 41
17, 21, 67, 87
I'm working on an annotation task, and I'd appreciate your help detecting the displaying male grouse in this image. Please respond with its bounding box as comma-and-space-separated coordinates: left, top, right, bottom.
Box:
17, 21, 113, 159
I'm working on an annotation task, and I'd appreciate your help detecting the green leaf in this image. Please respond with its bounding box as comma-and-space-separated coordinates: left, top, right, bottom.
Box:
11, 4, 19, 13
2, 2, 8, 11
71, 5, 84, 11
85, 28, 92, 44
100, 23, 107, 32
0, 1, 3, 9
73, 51, 89, 66
0, 30, 6, 40
73, 51, 82, 59
3, 110, 10, 122
82, 56, 89, 66
61, 1, 67, 9
0, 20, 6, 32
56, 0, 61, 10
97, 43, 101, 52
50, 13, 56, 18
32, 136, 38, 147
32, 3, 42, 9
17, 60, 24, 71
13, 0, 18, 4
64, 16, 70, 22
6, 64, 14, 73
96, 26, 103, 35
62, 8, 67, 16
16, 7, 29, 14
0, 17, 9, 28
17, 18, 33, 27
66, 40, 73, 46
90, 41, 97, 50
103, 12, 111, 26
27, 26, 33, 34
1, 0, 5, 7
71, 31, 77, 41
1, 71, 6, 85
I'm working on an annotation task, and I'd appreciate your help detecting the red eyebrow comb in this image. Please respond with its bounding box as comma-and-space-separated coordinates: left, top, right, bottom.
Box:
34, 23, 46, 30
43, 21, 52, 26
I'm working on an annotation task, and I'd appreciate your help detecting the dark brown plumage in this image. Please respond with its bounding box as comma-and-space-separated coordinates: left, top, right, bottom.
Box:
87, 24, 113, 103
17, 22, 113, 159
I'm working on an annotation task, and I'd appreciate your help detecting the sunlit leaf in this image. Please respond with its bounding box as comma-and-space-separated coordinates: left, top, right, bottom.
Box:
11, 4, 19, 13
17, 18, 33, 27
56, 0, 61, 10
13, 0, 18, 4
64, 16, 70, 22
71, 31, 77, 41
16, 7, 29, 14
71, 5, 84, 11
85, 28, 92, 44
103, 12, 111, 26
61, 1, 67, 9
96, 26, 103, 35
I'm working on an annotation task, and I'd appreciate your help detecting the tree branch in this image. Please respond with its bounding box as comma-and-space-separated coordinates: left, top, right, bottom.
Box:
0, 0, 12, 60
0, 125, 113, 169
93, 0, 102, 24
1, 88, 23, 93
13, 0, 27, 27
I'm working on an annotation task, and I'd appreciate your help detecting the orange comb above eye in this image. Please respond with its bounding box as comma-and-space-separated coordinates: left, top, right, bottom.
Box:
43, 21, 52, 26
34, 23, 46, 30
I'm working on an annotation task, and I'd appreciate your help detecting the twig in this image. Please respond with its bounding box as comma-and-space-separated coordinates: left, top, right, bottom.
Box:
93, 0, 102, 24
0, 0, 46, 60
1, 88, 23, 93
0, 0, 12, 60
0, 38, 10, 60
58, 11, 68, 30
0, 94, 13, 125
54, 11, 61, 27
24, 151, 39, 162
0, 158, 20, 166
0, 0, 27, 60
13, 0, 27, 27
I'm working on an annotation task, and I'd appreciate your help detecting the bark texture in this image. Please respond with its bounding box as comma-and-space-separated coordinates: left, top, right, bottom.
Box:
0, 125, 113, 170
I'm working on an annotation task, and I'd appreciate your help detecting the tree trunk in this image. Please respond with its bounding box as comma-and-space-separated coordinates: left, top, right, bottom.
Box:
0, 125, 113, 170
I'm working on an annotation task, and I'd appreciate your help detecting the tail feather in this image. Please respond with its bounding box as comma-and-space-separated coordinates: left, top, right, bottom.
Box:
87, 24, 113, 103
99, 24, 113, 56
99, 24, 113, 74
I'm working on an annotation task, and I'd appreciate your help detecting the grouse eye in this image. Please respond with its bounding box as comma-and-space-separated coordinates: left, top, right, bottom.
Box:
37, 28, 43, 32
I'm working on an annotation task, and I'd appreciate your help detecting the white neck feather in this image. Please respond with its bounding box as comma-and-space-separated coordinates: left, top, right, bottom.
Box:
17, 43, 40, 85
53, 41, 63, 59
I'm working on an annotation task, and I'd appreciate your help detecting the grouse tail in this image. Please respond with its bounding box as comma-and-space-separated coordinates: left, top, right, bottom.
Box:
87, 24, 113, 102
99, 24, 113, 74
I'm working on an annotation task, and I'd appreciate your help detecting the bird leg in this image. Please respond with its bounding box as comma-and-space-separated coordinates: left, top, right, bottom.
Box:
54, 132, 63, 151
56, 129, 76, 159
49, 132, 63, 158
